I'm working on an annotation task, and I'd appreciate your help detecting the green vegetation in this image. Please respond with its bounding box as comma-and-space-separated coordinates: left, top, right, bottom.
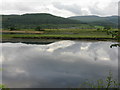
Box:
2, 29, 117, 41
72, 71, 120, 89
2, 13, 118, 29
35, 26, 44, 31
69, 15, 118, 28
1, 13, 119, 41
2, 34, 112, 38
9, 27, 17, 31
0, 84, 9, 90
2, 13, 89, 29
0, 84, 6, 88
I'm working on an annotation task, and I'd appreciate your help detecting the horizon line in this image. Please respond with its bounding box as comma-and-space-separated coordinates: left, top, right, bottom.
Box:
0, 13, 118, 18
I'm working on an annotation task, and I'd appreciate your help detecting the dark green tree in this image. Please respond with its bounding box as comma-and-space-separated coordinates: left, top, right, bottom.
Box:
9, 27, 16, 31
35, 26, 44, 31
97, 28, 101, 31
110, 31, 120, 48
104, 26, 111, 35
104, 26, 111, 30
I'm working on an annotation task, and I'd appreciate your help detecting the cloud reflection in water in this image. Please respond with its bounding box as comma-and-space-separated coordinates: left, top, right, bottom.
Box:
1, 40, 118, 88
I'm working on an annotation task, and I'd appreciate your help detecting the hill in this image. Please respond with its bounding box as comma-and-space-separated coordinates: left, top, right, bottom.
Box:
2, 13, 87, 29
68, 15, 118, 28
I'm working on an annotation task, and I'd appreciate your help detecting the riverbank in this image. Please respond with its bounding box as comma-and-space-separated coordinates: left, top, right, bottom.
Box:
1, 34, 116, 42
1, 37, 117, 45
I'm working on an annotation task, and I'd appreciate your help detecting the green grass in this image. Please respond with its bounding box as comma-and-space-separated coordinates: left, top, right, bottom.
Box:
0, 84, 8, 89
2, 29, 118, 40
2, 34, 112, 39
0, 84, 9, 90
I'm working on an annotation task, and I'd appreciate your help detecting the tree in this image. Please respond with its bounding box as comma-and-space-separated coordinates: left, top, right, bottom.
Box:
35, 26, 44, 31
110, 31, 120, 48
97, 28, 101, 31
9, 27, 17, 31
104, 26, 111, 35
104, 26, 111, 30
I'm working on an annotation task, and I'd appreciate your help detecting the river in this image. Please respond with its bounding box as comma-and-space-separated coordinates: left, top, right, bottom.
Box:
1, 40, 118, 88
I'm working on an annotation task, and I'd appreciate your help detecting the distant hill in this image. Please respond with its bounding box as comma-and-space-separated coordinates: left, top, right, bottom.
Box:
68, 15, 118, 28
2, 13, 86, 29
2, 13, 118, 29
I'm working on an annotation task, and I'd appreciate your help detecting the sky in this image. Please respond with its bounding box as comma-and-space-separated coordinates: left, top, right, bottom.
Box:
0, 0, 119, 17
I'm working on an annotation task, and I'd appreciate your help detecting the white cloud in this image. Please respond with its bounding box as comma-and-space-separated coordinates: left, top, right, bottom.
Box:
53, 2, 83, 16
1, 0, 119, 17
88, 1, 118, 16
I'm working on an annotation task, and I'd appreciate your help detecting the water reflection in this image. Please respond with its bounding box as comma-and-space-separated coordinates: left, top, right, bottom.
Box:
1, 40, 118, 88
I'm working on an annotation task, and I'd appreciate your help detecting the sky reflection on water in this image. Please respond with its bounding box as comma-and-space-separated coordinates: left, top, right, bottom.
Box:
1, 40, 118, 88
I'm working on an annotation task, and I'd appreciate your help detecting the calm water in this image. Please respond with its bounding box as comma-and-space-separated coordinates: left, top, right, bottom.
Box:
1, 40, 118, 88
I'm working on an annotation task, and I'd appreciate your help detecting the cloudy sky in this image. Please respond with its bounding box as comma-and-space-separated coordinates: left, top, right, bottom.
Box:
0, 0, 119, 17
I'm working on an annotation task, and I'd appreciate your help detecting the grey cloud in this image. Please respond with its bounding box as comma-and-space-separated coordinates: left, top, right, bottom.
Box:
15, 4, 35, 12
88, 2, 118, 16
2, 2, 35, 12
119, 1, 120, 16
104, 2, 118, 15
2, 1, 49, 13
52, 2, 83, 15
88, 2, 107, 15
1, 0, 118, 17
52, 1, 118, 16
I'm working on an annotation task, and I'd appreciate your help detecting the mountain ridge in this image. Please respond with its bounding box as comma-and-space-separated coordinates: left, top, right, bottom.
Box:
68, 15, 118, 28
1, 13, 118, 29
2, 13, 86, 29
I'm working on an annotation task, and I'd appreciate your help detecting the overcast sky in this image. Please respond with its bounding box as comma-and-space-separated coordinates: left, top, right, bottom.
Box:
0, 0, 119, 17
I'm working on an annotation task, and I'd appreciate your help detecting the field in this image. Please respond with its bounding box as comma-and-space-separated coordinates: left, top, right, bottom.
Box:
1, 28, 118, 41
